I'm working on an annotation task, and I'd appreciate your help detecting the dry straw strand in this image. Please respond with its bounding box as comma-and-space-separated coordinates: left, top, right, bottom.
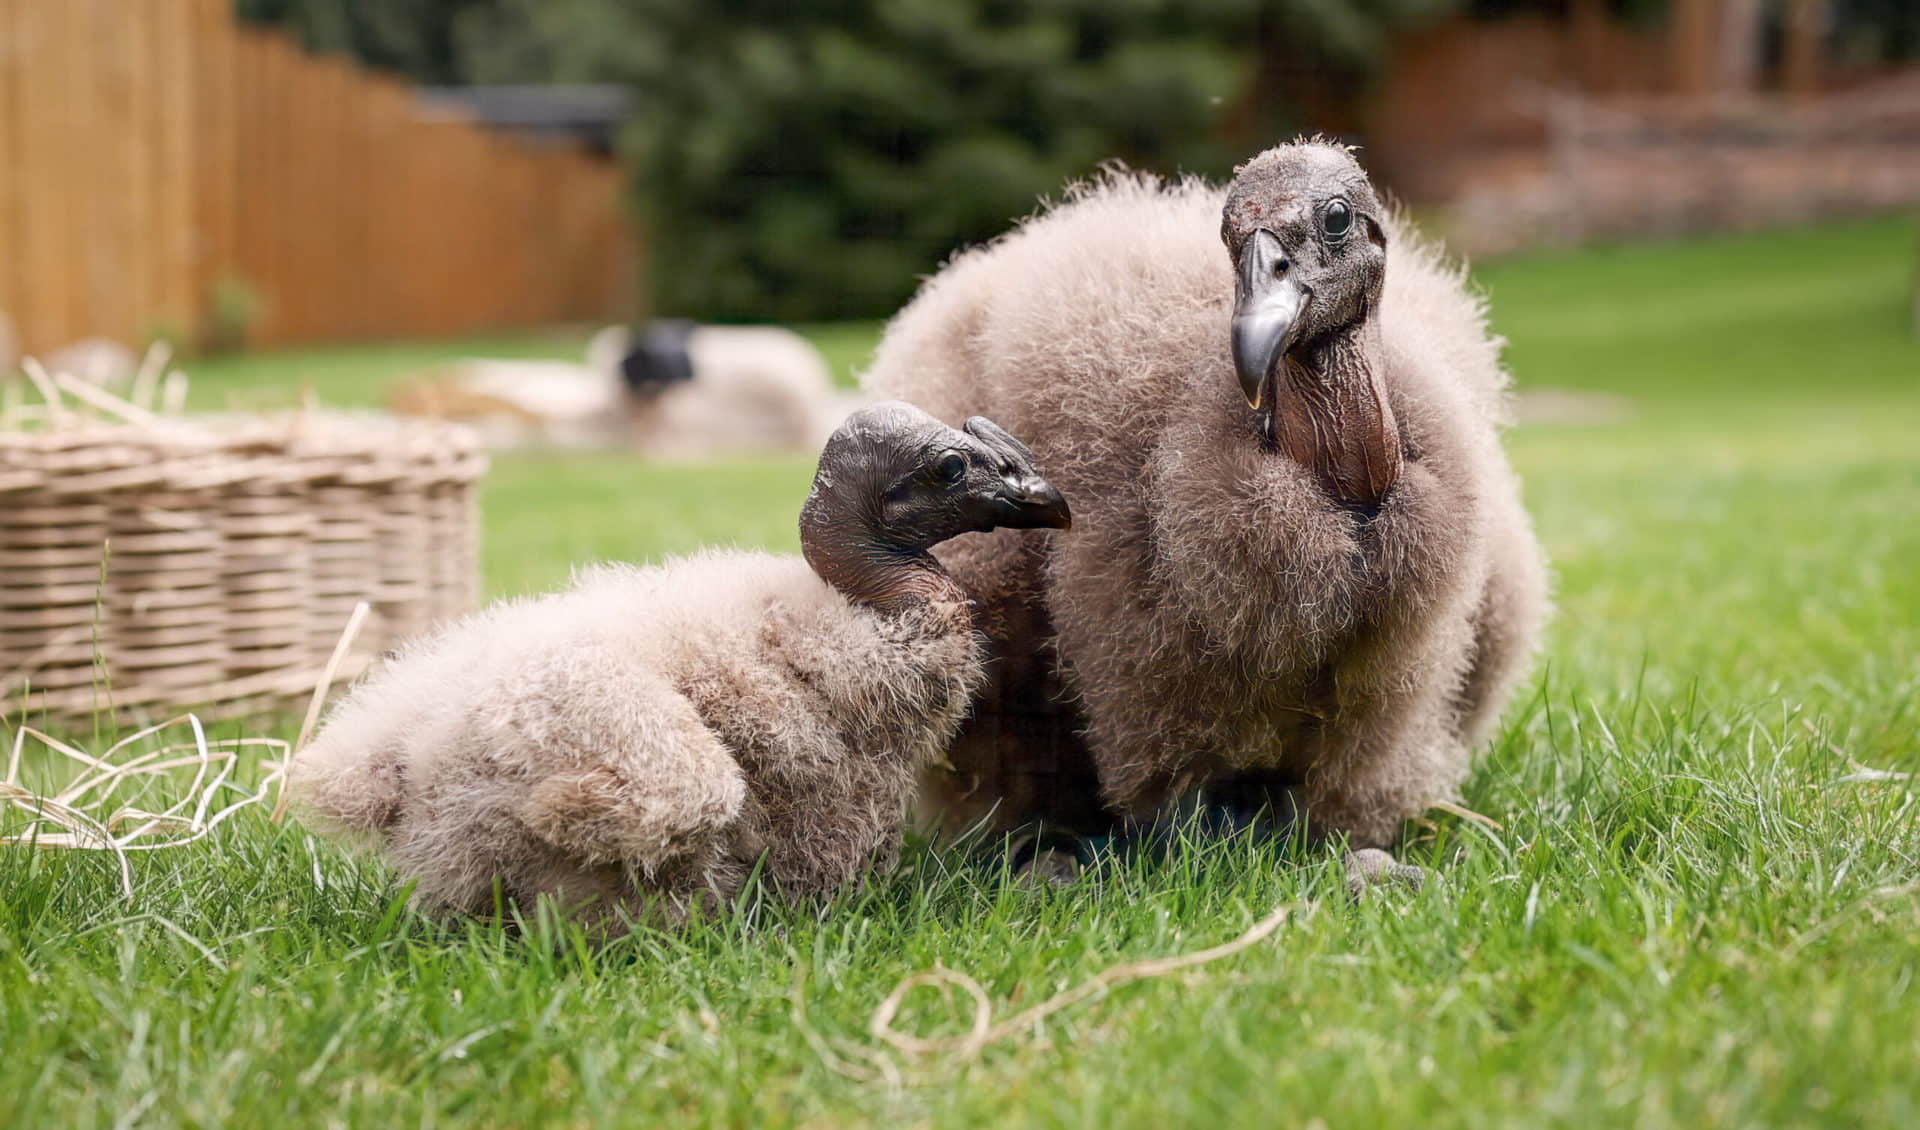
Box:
52, 371, 163, 427
866, 902, 1304, 1063
129, 342, 172, 414
273, 600, 373, 824
1429, 799, 1505, 831
1, 712, 293, 897
19, 358, 67, 426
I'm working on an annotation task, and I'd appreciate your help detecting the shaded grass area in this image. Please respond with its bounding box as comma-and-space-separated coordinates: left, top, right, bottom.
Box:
4, 216, 1918, 1128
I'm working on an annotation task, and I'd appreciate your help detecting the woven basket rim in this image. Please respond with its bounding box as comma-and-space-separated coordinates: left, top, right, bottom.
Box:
3, 370, 485, 722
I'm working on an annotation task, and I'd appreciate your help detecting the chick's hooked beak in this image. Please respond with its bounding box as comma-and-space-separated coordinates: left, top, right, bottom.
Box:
964, 416, 1072, 530
1230, 228, 1310, 411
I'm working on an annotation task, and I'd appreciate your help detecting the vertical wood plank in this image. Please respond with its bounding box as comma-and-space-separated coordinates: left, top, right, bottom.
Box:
86, 0, 131, 346
0, 0, 21, 352
256, 31, 292, 347
235, 28, 271, 347
150, 0, 190, 341
174, 0, 200, 341
273, 33, 304, 346
191, 0, 239, 348
1782, 0, 1824, 98
1668, 0, 1716, 96
45, 0, 83, 348
120, 0, 157, 346
11, 0, 49, 353
25, 0, 76, 350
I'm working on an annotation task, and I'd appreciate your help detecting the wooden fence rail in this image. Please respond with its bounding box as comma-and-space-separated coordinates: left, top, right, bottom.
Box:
0, 0, 636, 356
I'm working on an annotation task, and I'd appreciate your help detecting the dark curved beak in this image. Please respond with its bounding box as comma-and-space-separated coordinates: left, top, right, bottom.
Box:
963, 416, 1072, 530
995, 476, 1072, 530
1230, 228, 1309, 410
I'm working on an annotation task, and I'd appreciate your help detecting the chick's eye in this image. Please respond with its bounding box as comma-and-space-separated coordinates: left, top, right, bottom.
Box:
934, 452, 967, 483
1322, 200, 1352, 239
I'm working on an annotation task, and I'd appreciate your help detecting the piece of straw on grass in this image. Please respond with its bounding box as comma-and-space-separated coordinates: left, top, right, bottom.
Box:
1, 714, 291, 897
0, 602, 371, 897
272, 600, 372, 823
864, 903, 1304, 1064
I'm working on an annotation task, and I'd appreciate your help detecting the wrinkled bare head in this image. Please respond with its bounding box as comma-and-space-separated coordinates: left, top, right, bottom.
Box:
801, 401, 1069, 603
1221, 140, 1389, 409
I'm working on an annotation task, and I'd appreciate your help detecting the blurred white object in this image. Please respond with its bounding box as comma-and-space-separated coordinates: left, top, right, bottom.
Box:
391, 323, 866, 456
388, 326, 628, 449
629, 324, 854, 457
40, 337, 140, 388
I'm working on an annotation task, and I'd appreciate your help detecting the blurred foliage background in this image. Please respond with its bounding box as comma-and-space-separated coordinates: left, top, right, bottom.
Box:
235, 0, 1462, 319
236, 0, 1920, 323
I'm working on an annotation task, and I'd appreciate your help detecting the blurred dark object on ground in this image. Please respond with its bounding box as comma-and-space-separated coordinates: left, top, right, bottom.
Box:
619, 319, 697, 396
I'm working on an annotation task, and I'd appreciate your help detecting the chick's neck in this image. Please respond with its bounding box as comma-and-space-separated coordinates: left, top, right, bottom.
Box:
1269, 318, 1402, 511
800, 501, 968, 619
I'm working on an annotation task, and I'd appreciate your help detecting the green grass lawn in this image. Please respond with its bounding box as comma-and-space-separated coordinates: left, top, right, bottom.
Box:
5, 215, 1918, 1128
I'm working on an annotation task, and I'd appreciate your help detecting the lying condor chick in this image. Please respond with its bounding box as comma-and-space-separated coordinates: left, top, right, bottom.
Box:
289, 402, 1069, 928
867, 139, 1548, 890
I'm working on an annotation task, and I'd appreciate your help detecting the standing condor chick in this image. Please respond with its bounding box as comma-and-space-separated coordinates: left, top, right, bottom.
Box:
289, 402, 1070, 927
867, 140, 1548, 887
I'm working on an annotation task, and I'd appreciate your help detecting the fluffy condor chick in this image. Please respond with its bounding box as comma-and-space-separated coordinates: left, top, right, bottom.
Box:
289, 402, 1070, 928
866, 140, 1548, 888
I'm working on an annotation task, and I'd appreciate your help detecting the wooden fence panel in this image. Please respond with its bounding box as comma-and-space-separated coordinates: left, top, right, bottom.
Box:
44, 0, 82, 348
360, 75, 413, 341
88, 0, 137, 344
66, 0, 105, 344
0, 0, 636, 357
190, 0, 238, 337
9, 2, 54, 347
0, 0, 13, 356
158, 0, 199, 340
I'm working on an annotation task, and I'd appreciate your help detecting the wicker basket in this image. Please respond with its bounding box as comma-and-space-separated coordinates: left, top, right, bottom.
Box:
1, 368, 486, 720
